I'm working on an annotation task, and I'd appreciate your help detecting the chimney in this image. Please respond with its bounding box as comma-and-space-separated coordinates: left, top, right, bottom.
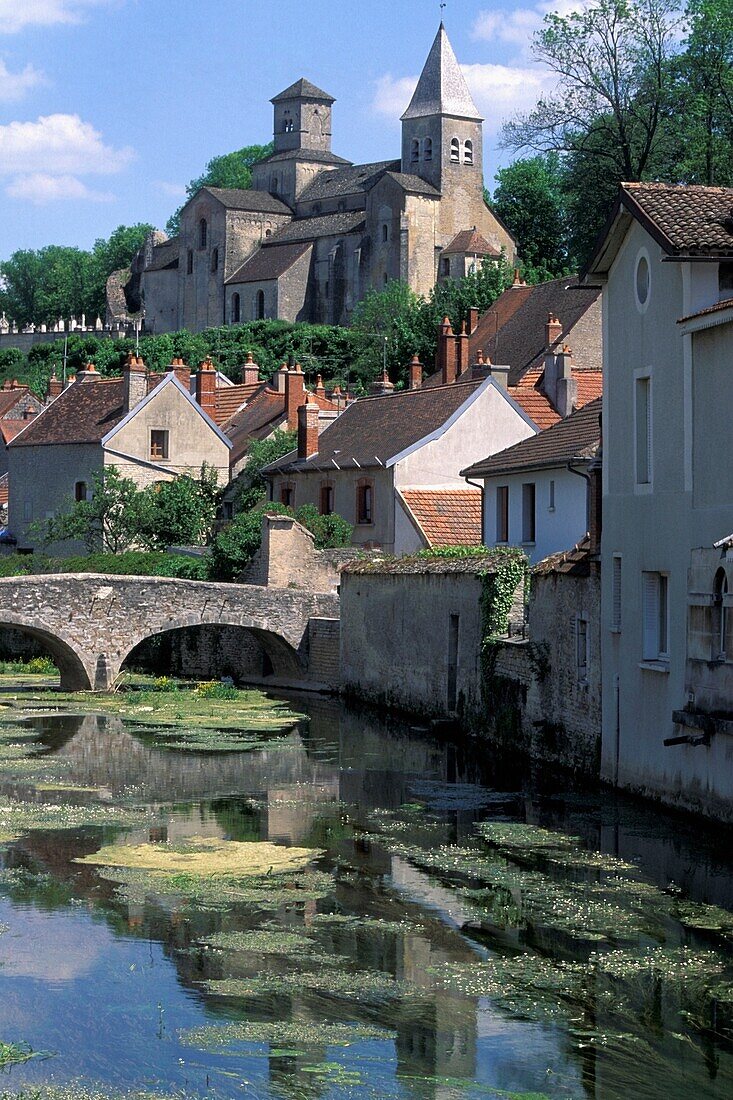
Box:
488, 363, 510, 390
123, 351, 147, 412
331, 384, 347, 413
512, 268, 526, 287
285, 364, 306, 429
169, 356, 190, 388
408, 354, 423, 390
438, 317, 458, 385
196, 357, 217, 419
47, 370, 62, 400
470, 348, 490, 380
65, 374, 76, 389
273, 363, 288, 393
456, 321, 470, 378
545, 312, 562, 349
371, 369, 395, 396
315, 373, 326, 397
297, 397, 320, 460
77, 362, 100, 383
242, 351, 259, 386
467, 306, 479, 334
554, 344, 578, 417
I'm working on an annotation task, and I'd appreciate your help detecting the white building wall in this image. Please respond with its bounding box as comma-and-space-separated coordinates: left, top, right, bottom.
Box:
482, 466, 588, 564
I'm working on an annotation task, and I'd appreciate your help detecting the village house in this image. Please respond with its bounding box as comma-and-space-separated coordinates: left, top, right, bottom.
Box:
0, 381, 46, 476
7, 355, 232, 554
585, 181, 733, 819
462, 397, 602, 564
119, 25, 515, 333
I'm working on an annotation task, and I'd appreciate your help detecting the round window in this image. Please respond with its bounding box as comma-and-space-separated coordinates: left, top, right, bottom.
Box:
636, 254, 650, 307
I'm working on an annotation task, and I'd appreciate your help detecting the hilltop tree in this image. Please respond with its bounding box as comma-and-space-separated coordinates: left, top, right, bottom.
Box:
166, 143, 275, 235
491, 154, 572, 278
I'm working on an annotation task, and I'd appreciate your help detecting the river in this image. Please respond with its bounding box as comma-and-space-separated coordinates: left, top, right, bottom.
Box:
0, 688, 732, 1099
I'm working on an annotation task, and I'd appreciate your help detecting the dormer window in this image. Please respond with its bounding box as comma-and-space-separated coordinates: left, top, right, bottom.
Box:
411, 139, 420, 164
450, 138, 460, 163
424, 137, 432, 162
464, 140, 474, 165
199, 219, 208, 249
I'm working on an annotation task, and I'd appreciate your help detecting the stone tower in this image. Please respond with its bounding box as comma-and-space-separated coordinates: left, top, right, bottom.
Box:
401, 25, 486, 238
272, 78, 335, 156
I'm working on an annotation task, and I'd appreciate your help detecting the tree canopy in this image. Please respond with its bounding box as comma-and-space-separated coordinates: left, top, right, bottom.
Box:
166, 143, 274, 234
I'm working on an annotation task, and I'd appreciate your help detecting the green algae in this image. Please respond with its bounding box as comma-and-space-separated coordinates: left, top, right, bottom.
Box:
204, 968, 405, 1001
309, 913, 419, 933
75, 836, 320, 877
0, 796, 149, 842
200, 929, 316, 954
99, 865, 335, 910
179, 1020, 394, 1050
0, 1089, 187, 1100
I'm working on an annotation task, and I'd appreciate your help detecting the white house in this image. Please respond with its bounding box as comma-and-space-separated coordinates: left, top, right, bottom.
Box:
586, 181, 733, 819
462, 398, 601, 564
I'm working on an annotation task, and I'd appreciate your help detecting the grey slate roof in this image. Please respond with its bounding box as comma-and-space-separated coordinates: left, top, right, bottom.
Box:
266, 210, 366, 244
298, 161, 400, 203
146, 238, 180, 272
381, 171, 441, 197
226, 242, 312, 285
255, 148, 352, 167
272, 78, 335, 104
401, 24, 482, 122
201, 187, 292, 215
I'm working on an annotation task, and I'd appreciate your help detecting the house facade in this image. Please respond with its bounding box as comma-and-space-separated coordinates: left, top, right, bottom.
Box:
586, 182, 733, 818
123, 25, 515, 334
8, 357, 231, 554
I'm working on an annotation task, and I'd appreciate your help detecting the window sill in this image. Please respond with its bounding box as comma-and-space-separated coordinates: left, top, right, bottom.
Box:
610, 626, 621, 635
521, 541, 536, 547
639, 660, 670, 674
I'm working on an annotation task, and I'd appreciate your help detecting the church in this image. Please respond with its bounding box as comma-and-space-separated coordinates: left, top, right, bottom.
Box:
129, 25, 516, 334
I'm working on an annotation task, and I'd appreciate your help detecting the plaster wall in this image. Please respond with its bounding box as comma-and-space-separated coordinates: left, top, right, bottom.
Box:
269, 466, 395, 550
482, 466, 588, 564
9, 441, 103, 553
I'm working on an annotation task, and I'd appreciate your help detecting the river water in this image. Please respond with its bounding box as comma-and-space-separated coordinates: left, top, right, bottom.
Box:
1, 691, 733, 1099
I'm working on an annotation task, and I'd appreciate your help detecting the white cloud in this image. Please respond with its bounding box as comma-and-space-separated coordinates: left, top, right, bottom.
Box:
6, 172, 114, 203
154, 180, 187, 198
0, 113, 134, 175
0, 59, 45, 101
372, 74, 419, 122
473, 1, 590, 57
0, 0, 112, 34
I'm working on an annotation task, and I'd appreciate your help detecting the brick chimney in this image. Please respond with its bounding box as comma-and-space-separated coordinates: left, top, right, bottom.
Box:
467, 306, 479, 334
242, 351, 259, 386
371, 369, 395, 396
545, 312, 562, 348
77, 362, 100, 383
408, 354, 423, 390
273, 364, 288, 393
297, 397, 319, 460
169, 356, 190, 388
123, 351, 147, 413
315, 373, 326, 397
438, 317, 458, 385
285, 365, 306, 429
47, 370, 62, 400
456, 321, 470, 378
196, 357, 217, 419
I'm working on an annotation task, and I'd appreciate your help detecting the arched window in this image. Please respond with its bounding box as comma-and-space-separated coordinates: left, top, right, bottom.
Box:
211, 247, 219, 273
271, 175, 279, 193
186, 250, 193, 275
424, 137, 433, 162
411, 139, 420, 163
256, 290, 265, 320
713, 568, 729, 661
464, 140, 474, 165
356, 479, 374, 525
199, 218, 208, 249
382, 224, 389, 243
74, 481, 87, 503
231, 293, 241, 324
265, 228, 272, 238
450, 138, 460, 163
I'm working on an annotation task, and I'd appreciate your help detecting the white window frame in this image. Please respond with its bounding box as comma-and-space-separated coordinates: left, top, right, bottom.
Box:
642, 570, 670, 667
634, 368, 653, 493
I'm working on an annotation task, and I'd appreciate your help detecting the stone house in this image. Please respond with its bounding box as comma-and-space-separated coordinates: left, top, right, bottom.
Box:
0, 381, 45, 476
126, 25, 515, 333
8, 356, 231, 554
263, 372, 539, 555
463, 397, 602, 564
585, 182, 733, 819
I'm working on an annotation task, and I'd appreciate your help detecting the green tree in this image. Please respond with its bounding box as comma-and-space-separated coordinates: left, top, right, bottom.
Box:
37, 467, 145, 553
352, 280, 433, 381
137, 465, 220, 550
294, 504, 352, 550
89, 223, 154, 318
491, 154, 572, 278
166, 143, 274, 234
0, 250, 46, 325
235, 429, 297, 513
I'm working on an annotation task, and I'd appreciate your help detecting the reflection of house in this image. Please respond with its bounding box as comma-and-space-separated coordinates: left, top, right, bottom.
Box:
463, 397, 602, 564
264, 374, 538, 554
585, 182, 733, 817
8, 355, 231, 553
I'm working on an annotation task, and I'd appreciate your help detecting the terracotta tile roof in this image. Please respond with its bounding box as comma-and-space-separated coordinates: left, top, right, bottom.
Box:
0, 472, 8, 506
677, 296, 733, 324
620, 182, 733, 256
225, 387, 288, 466
265, 380, 484, 474
226, 242, 311, 285
214, 382, 262, 425
507, 369, 561, 429
401, 488, 482, 547
534, 536, 592, 577
0, 419, 30, 445
463, 397, 602, 478
0, 387, 32, 418
9, 378, 128, 447
442, 228, 499, 256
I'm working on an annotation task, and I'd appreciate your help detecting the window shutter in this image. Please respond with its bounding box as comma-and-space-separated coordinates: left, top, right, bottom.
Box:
642, 572, 659, 659
612, 556, 622, 630
645, 379, 653, 483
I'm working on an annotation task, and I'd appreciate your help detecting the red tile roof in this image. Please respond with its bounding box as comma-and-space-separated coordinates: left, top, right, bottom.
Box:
225, 386, 288, 466
0, 387, 32, 418
400, 489, 482, 547
214, 382, 262, 425
0, 420, 29, 446
442, 228, 499, 257
507, 367, 603, 430
9, 377, 128, 447
619, 182, 733, 257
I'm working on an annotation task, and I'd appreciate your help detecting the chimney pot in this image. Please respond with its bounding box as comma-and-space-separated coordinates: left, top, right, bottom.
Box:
297, 399, 320, 460
285, 365, 306, 428
408, 354, 423, 390
195, 358, 217, 419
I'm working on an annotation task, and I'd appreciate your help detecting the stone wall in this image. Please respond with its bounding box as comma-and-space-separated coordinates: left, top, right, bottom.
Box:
242, 514, 361, 593
308, 618, 340, 687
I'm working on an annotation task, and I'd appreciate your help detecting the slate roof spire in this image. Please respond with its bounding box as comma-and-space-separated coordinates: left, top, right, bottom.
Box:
401, 24, 482, 122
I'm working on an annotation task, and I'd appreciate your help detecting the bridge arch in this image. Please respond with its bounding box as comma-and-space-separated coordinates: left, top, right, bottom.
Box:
0, 616, 93, 691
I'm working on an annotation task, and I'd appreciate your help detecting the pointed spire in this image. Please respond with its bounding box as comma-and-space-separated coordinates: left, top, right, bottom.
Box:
401, 25, 482, 122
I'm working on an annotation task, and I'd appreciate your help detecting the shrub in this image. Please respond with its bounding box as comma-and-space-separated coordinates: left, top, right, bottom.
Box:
295, 504, 353, 549
196, 680, 239, 700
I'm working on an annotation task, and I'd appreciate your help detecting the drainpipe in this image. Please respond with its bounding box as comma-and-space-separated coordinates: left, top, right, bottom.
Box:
567, 460, 591, 534
462, 473, 485, 546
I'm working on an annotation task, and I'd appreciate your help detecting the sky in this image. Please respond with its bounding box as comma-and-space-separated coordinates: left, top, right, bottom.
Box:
0, 0, 564, 258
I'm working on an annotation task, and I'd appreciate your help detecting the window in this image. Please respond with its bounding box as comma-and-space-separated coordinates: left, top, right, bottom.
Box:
548, 479, 555, 511
383, 273, 389, 286
612, 554, 622, 631
441, 257, 450, 276
211, 247, 219, 273
576, 616, 589, 682
635, 375, 652, 485
450, 138, 460, 163
424, 137, 432, 162
280, 483, 294, 507
23, 500, 32, 521
74, 481, 87, 503
320, 483, 334, 516
411, 139, 420, 163
271, 175, 279, 193
713, 567, 728, 661
719, 261, 733, 298
199, 218, 207, 249
496, 485, 509, 543
521, 483, 536, 543
150, 430, 169, 461
231, 293, 241, 324
357, 480, 374, 524
256, 290, 266, 320
265, 228, 272, 238
642, 571, 669, 662
464, 139, 474, 165
186, 250, 193, 275
382, 224, 389, 242
635, 253, 650, 308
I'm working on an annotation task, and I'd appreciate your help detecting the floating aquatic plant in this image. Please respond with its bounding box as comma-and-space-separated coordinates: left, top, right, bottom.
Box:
178, 1019, 394, 1050
199, 929, 316, 954
75, 836, 321, 878
0, 796, 149, 842
0, 1040, 51, 1067
204, 968, 404, 1001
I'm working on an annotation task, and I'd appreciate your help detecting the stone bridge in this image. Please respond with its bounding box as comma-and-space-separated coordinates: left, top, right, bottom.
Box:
0, 574, 340, 691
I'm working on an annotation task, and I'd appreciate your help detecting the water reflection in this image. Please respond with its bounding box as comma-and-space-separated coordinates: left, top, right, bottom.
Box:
0, 695, 730, 1097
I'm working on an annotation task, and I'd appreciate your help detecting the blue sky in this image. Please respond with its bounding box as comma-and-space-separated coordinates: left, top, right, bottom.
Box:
0, 0, 561, 257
